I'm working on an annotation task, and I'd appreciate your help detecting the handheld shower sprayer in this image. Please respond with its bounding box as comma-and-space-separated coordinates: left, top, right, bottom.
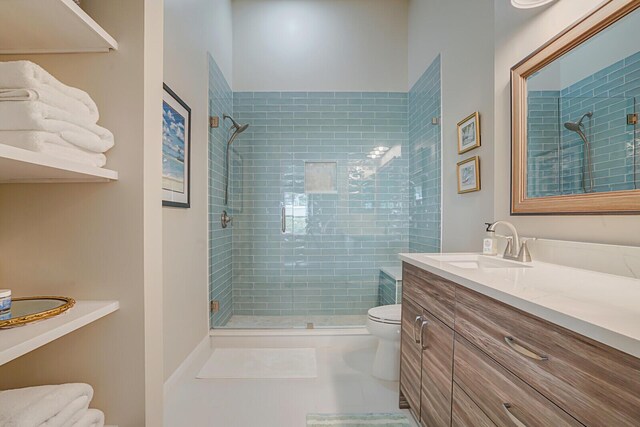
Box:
564, 112, 594, 193
222, 114, 249, 208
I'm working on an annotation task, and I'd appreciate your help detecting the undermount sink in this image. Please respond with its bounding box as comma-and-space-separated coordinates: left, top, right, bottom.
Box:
424, 254, 532, 269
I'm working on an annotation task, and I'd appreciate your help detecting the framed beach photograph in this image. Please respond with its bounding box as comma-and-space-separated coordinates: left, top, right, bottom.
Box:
162, 84, 191, 208
457, 156, 480, 194
457, 112, 481, 154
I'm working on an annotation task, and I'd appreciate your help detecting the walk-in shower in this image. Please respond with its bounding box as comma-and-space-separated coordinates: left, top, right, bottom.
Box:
564, 112, 594, 193
207, 54, 443, 330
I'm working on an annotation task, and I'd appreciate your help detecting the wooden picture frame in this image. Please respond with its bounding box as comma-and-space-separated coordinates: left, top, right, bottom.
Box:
457, 112, 481, 154
162, 83, 191, 208
457, 156, 480, 194
511, 0, 640, 215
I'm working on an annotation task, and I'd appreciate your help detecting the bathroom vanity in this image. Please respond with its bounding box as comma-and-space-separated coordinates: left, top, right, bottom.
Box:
398, 253, 640, 427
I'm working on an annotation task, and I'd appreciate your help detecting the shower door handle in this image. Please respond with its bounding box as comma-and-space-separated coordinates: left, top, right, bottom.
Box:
281, 206, 286, 233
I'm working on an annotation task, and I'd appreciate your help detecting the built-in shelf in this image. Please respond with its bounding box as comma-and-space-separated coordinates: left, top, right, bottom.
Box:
0, 300, 119, 366
0, 0, 118, 54
0, 144, 118, 183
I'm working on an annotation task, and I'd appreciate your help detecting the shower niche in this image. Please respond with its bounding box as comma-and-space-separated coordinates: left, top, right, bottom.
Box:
511, 0, 640, 214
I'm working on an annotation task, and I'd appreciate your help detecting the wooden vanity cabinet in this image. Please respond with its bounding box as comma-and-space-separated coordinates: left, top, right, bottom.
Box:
399, 261, 640, 427
400, 264, 454, 427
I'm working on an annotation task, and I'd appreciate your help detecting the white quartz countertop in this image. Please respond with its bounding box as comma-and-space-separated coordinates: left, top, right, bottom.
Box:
399, 253, 640, 358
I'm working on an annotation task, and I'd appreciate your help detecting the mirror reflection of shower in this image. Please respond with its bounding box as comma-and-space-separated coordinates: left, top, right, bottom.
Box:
223, 114, 249, 206
564, 112, 594, 193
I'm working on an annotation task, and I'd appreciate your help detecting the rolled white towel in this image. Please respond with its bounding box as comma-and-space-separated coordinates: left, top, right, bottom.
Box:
0, 87, 99, 123
71, 409, 104, 427
0, 101, 113, 153
0, 132, 107, 167
0, 61, 99, 121
0, 383, 93, 427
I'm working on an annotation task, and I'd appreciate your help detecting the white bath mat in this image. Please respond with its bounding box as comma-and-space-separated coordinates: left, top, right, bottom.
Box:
197, 348, 317, 379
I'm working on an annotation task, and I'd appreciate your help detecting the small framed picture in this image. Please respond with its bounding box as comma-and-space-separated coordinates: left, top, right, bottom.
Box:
457, 112, 481, 154
457, 156, 480, 194
162, 84, 191, 208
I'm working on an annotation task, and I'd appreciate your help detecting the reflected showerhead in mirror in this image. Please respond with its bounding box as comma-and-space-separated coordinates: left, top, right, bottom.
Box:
564, 112, 592, 132
563, 112, 594, 193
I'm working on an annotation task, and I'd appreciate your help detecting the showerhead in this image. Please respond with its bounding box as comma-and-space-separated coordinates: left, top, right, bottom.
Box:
564, 112, 593, 132
564, 121, 581, 132
223, 114, 249, 134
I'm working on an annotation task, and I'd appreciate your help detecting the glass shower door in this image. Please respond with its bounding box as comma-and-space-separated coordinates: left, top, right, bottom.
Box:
229, 116, 297, 328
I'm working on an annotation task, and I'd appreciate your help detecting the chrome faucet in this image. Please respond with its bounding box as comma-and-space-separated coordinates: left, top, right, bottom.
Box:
487, 221, 532, 262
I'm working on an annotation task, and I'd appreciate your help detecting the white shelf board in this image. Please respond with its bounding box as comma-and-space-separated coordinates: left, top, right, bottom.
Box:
0, 300, 119, 366
0, 0, 118, 54
0, 144, 118, 183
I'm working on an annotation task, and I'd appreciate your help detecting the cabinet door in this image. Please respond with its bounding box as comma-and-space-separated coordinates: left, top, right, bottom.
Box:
400, 295, 423, 419
452, 383, 496, 427
420, 309, 454, 427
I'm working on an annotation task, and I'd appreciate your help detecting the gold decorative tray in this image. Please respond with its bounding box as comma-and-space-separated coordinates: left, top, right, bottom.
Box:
0, 296, 75, 329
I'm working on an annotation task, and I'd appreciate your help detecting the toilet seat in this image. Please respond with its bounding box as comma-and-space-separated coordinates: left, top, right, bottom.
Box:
367, 304, 401, 325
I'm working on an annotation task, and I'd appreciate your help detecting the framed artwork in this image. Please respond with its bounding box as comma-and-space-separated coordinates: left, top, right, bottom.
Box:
162, 83, 191, 208
457, 112, 481, 154
457, 156, 480, 194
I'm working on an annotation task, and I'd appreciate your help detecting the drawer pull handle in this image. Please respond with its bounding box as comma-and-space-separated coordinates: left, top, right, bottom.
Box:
413, 316, 422, 343
420, 320, 429, 350
502, 403, 528, 427
504, 336, 548, 361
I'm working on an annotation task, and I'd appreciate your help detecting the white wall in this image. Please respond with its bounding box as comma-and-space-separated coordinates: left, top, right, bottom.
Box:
408, 0, 496, 252
232, 0, 408, 92
163, 0, 233, 381
494, 0, 640, 246
0, 0, 165, 424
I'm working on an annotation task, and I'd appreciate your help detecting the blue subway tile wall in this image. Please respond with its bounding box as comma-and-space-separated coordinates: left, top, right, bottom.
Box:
559, 51, 639, 193
378, 271, 400, 306
527, 91, 561, 198
230, 92, 410, 316
527, 51, 639, 197
208, 54, 234, 327
408, 55, 441, 253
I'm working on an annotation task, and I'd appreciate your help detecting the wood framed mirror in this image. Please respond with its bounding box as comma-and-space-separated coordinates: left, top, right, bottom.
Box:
511, 0, 640, 214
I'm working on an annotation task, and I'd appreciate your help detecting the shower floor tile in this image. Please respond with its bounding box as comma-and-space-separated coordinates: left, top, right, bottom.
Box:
221, 314, 368, 329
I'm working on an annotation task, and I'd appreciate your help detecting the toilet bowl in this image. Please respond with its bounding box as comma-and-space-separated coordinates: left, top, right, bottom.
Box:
366, 304, 402, 381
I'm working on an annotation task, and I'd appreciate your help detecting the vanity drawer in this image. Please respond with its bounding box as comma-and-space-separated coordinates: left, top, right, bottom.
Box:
455, 285, 640, 426
452, 383, 496, 427
454, 335, 583, 427
402, 262, 455, 327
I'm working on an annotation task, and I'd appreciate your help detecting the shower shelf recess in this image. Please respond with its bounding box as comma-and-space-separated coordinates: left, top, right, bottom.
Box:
0, 0, 118, 54
0, 300, 119, 366
0, 145, 118, 183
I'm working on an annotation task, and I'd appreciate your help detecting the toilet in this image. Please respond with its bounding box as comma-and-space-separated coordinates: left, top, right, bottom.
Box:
366, 304, 402, 381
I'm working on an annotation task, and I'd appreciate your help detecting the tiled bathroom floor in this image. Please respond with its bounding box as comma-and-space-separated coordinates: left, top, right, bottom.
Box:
221, 315, 368, 329
164, 333, 417, 427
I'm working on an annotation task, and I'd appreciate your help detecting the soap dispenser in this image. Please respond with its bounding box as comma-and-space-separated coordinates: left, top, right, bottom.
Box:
483, 223, 498, 256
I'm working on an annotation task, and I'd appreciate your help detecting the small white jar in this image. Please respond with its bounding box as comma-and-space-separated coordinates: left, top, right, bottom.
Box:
0, 289, 11, 312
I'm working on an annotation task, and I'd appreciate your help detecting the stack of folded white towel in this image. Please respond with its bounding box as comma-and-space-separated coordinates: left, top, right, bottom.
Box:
0, 61, 114, 168
0, 383, 105, 427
